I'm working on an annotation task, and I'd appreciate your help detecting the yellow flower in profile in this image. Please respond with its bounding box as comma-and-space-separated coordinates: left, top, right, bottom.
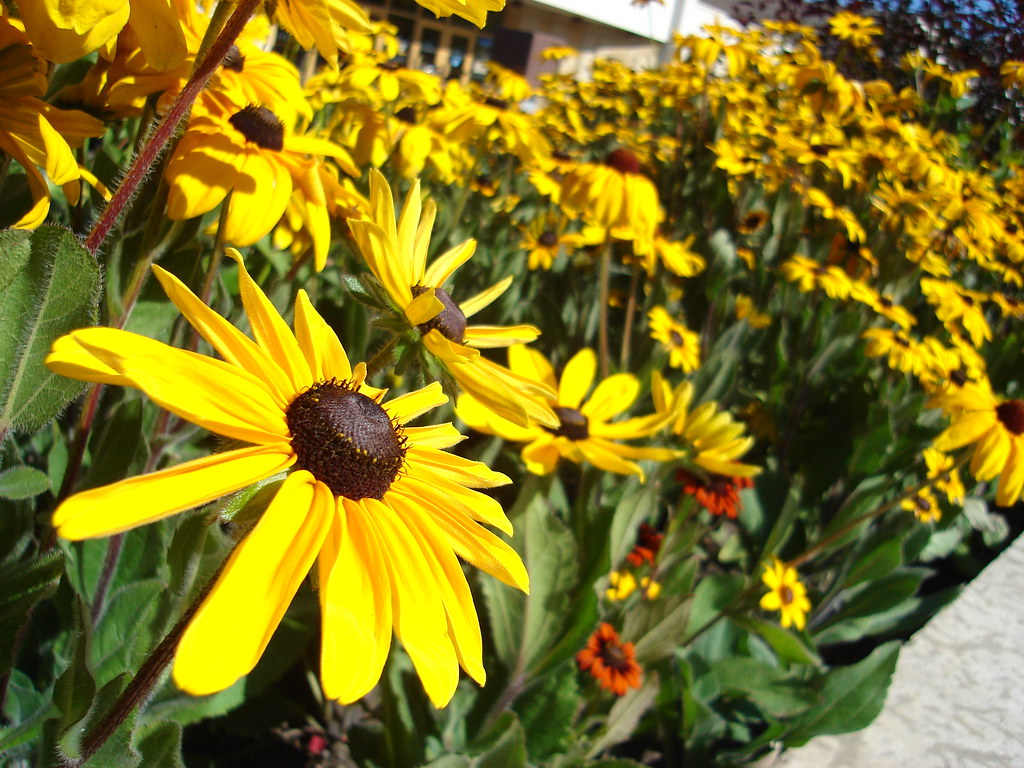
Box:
46, 251, 528, 709
560, 148, 664, 246
605, 570, 638, 601
929, 379, 1024, 507
0, 17, 105, 228
271, 0, 372, 63
923, 446, 965, 506
165, 102, 352, 270
457, 346, 678, 478
759, 559, 811, 631
654, 376, 760, 478
348, 170, 557, 428
648, 306, 700, 373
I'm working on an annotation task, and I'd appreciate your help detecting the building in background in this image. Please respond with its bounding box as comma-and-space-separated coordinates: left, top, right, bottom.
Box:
365, 0, 741, 85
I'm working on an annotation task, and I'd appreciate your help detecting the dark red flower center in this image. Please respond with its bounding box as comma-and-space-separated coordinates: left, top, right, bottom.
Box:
779, 585, 794, 605
669, 330, 685, 347
396, 106, 417, 124
606, 148, 640, 175
484, 96, 510, 110
411, 286, 467, 343
539, 231, 559, 247
229, 105, 285, 151
600, 641, 631, 671
997, 399, 1024, 435
547, 406, 589, 441
222, 45, 245, 72
286, 380, 406, 500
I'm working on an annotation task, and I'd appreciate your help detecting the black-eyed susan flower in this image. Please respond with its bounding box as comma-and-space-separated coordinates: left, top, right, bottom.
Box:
0, 17, 104, 228
165, 102, 352, 270
576, 623, 642, 695
560, 148, 663, 246
654, 376, 761, 478
270, 0, 372, 63
901, 487, 941, 523
923, 447, 965, 506
347, 170, 557, 428
829, 11, 881, 48
46, 250, 528, 709
759, 559, 811, 631
929, 379, 1024, 507
648, 306, 701, 373
457, 346, 678, 478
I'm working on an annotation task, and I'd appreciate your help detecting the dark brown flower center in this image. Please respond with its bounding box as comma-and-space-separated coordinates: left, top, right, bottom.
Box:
229, 105, 284, 151
779, 585, 794, 605
606, 148, 640, 175
669, 330, 684, 347
484, 96, 509, 110
222, 45, 245, 72
601, 642, 629, 670
286, 380, 406, 500
378, 60, 402, 71
913, 494, 932, 513
396, 106, 417, 124
996, 399, 1024, 435
411, 286, 467, 343
547, 406, 589, 441
539, 231, 558, 247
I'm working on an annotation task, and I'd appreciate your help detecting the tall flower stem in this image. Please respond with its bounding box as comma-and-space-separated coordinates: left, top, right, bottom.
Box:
598, 241, 613, 379
619, 259, 642, 370
82, 0, 262, 256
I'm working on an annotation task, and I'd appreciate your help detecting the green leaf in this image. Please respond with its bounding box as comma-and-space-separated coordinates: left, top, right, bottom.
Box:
52, 597, 97, 745
135, 720, 184, 768
0, 464, 50, 499
143, 680, 246, 728
683, 573, 745, 639
0, 226, 100, 433
514, 662, 580, 759
0, 549, 64, 677
473, 713, 528, 768
83, 397, 149, 490
843, 537, 903, 588
729, 615, 822, 667
708, 657, 817, 718
585, 673, 659, 758
782, 641, 901, 746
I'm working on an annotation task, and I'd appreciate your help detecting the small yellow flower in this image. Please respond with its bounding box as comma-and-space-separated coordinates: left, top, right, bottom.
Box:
648, 306, 701, 373
605, 570, 638, 601
901, 487, 941, 523
760, 559, 811, 631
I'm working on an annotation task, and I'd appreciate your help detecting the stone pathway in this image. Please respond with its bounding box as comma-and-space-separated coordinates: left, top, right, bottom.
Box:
764, 532, 1024, 768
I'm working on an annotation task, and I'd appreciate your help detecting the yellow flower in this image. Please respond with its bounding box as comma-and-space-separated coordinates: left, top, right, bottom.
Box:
165, 103, 351, 270
929, 379, 1024, 507
271, 0, 372, 63
457, 346, 677, 479
605, 570, 638, 601
780, 255, 853, 300
735, 295, 771, 329
46, 250, 528, 708
347, 170, 557, 427
647, 306, 700, 373
759, 559, 811, 631
0, 17, 105, 228
828, 12, 881, 48
560, 149, 663, 246
654, 376, 761, 478
901, 487, 941, 523
19, 0, 187, 68
923, 447, 965, 506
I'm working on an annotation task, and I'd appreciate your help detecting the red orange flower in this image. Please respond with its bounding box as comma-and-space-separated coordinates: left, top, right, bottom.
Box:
576, 623, 642, 695
680, 470, 754, 519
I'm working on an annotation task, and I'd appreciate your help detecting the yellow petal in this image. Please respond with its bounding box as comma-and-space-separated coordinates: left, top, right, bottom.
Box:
396, 499, 485, 684
423, 239, 477, 287
54, 444, 295, 539
458, 276, 512, 319
558, 348, 597, 410
463, 324, 541, 348
576, 439, 644, 479
294, 290, 352, 383
320, 497, 393, 703
224, 153, 292, 246
225, 249, 312, 393
151, 265, 294, 408
127, 0, 187, 71
46, 333, 132, 387
508, 344, 557, 392
996, 441, 1024, 507
405, 288, 444, 326
362, 497, 459, 708
393, 475, 513, 535
71, 328, 289, 444
401, 424, 465, 449
582, 373, 639, 422
521, 435, 562, 475
174, 472, 332, 695
383, 382, 447, 424
405, 446, 510, 488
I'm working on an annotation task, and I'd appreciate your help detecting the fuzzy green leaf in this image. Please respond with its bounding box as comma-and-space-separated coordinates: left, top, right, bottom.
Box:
0, 226, 100, 434
0, 464, 50, 500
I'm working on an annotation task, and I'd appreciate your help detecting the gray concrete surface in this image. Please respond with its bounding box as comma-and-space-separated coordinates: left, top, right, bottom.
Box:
764, 532, 1024, 768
